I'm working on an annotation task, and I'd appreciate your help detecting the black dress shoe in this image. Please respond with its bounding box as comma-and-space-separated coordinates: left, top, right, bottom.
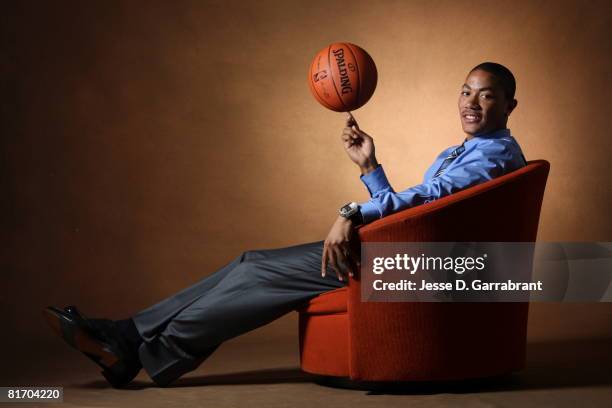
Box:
43, 306, 141, 388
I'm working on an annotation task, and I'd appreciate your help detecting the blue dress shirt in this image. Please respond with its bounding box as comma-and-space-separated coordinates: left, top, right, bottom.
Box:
358, 128, 526, 224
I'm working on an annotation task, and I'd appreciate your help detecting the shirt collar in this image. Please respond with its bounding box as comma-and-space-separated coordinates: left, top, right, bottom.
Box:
464, 128, 511, 148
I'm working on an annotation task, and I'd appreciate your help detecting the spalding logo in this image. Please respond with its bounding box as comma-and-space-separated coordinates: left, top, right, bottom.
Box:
332, 48, 353, 94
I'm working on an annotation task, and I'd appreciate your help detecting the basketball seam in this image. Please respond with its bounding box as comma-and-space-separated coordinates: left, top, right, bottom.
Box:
309, 58, 336, 111
344, 43, 361, 108
327, 44, 349, 111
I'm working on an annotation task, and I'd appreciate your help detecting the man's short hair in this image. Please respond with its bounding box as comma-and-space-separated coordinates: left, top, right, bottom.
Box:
470, 62, 516, 100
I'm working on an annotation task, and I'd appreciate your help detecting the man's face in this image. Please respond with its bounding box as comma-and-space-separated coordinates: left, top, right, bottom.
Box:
458, 69, 517, 138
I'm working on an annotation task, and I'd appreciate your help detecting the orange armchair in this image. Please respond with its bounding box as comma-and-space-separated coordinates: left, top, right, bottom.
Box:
298, 160, 550, 384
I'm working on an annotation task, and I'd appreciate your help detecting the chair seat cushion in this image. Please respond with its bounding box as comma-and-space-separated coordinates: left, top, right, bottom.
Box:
298, 287, 349, 377
300, 287, 347, 315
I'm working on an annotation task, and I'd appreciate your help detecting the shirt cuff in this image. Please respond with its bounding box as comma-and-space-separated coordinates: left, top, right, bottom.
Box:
360, 164, 391, 197
358, 201, 381, 224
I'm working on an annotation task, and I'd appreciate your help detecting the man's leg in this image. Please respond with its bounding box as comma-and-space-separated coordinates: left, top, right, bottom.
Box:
132, 249, 258, 342
132, 240, 346, 386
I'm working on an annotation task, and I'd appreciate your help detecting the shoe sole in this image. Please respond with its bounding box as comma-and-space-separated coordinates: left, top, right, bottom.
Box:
43, 307, 119, 368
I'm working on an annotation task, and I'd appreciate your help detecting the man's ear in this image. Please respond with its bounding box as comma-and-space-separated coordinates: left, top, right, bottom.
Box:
506, 99, 518, 116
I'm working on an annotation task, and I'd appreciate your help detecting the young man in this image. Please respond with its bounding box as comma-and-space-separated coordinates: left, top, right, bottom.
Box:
45, 62, 526, 388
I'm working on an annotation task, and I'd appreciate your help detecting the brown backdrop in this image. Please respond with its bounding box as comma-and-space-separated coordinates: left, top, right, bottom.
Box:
2, 0, 611, 351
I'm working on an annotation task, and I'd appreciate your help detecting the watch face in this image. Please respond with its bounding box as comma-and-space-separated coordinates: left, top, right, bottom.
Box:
340, 202, 357, 217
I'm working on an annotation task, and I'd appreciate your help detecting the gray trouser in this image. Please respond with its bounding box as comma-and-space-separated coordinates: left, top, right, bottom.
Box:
131, 240, 346, 385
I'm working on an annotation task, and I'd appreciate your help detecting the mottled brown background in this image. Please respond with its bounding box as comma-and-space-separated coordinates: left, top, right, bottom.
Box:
2, 0, 611, 355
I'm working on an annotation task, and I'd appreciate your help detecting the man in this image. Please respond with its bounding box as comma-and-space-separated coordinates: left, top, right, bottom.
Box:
44, 62, 526, 388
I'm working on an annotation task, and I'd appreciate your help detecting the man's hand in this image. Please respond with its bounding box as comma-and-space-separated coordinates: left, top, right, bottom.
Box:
341, 112, 379, 175
321, 216, 360, 281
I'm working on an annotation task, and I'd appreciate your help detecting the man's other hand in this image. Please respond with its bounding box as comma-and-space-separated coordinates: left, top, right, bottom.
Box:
341, 112, 379, 175
321, 216, 360, 281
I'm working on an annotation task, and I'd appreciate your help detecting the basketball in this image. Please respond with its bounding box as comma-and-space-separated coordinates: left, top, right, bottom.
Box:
308, 42, 377, 112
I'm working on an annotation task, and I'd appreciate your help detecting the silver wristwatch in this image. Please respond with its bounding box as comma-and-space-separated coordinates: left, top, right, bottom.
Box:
339, 202, 363, 226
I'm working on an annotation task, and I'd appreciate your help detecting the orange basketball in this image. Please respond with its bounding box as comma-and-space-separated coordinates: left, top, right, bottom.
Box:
308, 42, 377, 112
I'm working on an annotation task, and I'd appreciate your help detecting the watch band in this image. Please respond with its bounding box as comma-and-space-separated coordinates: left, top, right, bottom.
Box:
350, 208, 364, 226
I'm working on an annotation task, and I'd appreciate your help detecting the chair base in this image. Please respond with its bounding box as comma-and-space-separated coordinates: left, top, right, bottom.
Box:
312, 372, 520, 393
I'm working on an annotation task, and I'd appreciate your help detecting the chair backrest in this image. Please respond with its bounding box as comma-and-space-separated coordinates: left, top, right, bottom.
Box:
347, 160, 550, 382
357, 160, 550, 243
